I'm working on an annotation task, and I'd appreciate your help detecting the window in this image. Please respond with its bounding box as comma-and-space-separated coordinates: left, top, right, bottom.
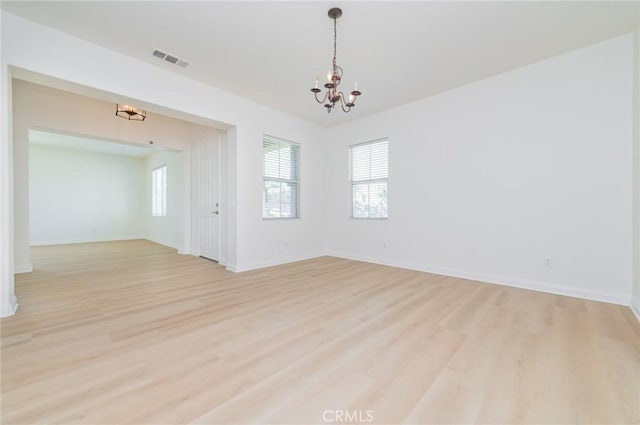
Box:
263, 135, 300, 219
350, 139, 388, 219
152, 165, 167, 217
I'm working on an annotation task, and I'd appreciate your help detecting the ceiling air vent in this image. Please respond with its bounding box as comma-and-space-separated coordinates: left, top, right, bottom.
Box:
152, 49, 190, 68
152, 49, 166, 59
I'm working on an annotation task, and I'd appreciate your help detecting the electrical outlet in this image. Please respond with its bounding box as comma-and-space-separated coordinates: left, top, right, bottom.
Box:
544, 258, 552, 268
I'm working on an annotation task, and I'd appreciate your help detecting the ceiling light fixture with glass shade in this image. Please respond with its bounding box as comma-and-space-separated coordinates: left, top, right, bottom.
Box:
311, 7, 361, 113
116, 104, 146, 121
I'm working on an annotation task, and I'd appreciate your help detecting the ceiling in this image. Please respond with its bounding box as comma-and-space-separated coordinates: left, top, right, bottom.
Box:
3, 1, 638, 127
29, 129, 157, 158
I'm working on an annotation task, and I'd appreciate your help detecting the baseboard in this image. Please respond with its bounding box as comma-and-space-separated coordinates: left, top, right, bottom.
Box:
327, 251, 630, 306
14, 263, 33, 274
0, 295, 18, 318
227, 252, 326, 273
145, 238, 178, 250
31, 236, 146, 246
631, 303, 640, 323
189, 250, 227, 266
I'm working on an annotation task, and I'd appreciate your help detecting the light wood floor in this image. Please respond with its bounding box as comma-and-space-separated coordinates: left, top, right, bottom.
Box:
2, 240, 639, 424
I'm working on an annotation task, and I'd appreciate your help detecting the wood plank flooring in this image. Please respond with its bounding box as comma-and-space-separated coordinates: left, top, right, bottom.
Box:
2, 240, 639, 424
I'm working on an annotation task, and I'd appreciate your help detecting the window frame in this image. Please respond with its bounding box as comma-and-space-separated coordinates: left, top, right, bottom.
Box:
262, 135, 301, 220
349, 138, 389, 220
151, 164, 167, 217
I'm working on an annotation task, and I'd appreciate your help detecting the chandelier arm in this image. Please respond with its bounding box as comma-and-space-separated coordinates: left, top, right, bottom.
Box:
314, 91, 329, 104
337, 92, 352, 113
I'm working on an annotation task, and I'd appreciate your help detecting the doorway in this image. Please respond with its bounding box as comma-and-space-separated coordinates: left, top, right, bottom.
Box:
11, 79, 229, 275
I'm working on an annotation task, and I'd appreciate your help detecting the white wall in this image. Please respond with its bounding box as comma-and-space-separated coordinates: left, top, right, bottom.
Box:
145, 149, 183, 249
327, 34, 634, 305
1, 12, 328, 315
232, 123, 327, 271
632, 30, 640, 318
29, 145, 146, 247
0, 17, 17, 316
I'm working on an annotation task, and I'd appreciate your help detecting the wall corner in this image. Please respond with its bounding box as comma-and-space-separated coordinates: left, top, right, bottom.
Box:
632, 30, 640, 316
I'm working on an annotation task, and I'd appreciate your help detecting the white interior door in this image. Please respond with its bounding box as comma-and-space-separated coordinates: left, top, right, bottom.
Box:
197, 133, 219, 261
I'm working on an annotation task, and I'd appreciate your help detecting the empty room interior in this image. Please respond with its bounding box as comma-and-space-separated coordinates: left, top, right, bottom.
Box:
1, 1, 639, 424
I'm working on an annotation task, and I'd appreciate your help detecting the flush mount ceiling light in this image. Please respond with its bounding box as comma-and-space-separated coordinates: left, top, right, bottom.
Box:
311, 7, 361, 113
116, 104, 146, 121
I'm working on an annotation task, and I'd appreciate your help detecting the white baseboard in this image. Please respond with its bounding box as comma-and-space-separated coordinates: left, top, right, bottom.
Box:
227, 252, 326, 273
145, 238, 178, 250
30, 236, 146, 246
0, 295, 18, 318
327, 251, 630, 307
189, 250, 227, 266
14, 263, 33, 274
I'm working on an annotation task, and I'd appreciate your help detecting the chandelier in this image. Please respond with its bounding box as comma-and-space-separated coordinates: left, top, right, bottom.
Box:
116, 104, 146, 121
311, 7, 361, 113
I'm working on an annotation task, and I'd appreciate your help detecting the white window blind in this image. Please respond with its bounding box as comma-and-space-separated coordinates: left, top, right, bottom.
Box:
152, 165, 167, 217
350, 139, 388, 219
263, 135, 300, 219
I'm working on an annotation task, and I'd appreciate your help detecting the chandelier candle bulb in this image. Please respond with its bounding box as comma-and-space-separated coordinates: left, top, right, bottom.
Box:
315, 78, 319, 89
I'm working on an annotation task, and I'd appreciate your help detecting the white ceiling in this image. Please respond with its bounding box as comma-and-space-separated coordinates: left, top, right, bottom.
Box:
29, 129, 156, 158
3, 1, 638, 127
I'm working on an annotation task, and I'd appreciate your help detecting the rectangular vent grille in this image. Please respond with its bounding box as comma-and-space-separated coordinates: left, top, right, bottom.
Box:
152, 49, 190, 68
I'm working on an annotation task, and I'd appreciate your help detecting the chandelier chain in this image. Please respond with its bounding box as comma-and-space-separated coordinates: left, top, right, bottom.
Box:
333, 15, 337, 71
